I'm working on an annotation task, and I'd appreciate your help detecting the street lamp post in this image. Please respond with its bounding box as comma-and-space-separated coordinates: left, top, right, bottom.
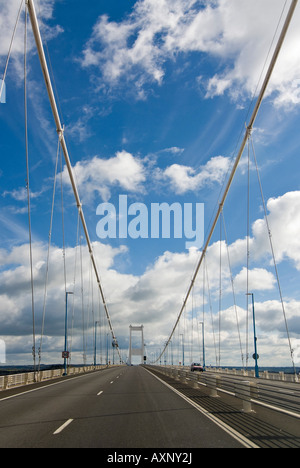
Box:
106, 333, 109, 367
164, 341, 167, 366
199, 321, 205, 369
180, 334, 185, 367
94, 321, 100, 367
63, 292, 73, 376
247, 293, 260, 378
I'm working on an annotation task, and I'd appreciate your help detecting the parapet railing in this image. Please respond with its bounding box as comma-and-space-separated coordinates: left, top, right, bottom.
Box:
157, 365, 299, 383
148, 366, 300, 417
0, 365, 115, 391
206, 366, 299, 383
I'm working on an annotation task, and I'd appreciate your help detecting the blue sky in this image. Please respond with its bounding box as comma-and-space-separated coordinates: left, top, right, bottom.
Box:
0, 0, 300, 367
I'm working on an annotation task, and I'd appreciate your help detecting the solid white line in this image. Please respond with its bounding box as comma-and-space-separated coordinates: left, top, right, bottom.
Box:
53, 419, 74, 435
97, 390, 103, 396
143, 368, 259, 449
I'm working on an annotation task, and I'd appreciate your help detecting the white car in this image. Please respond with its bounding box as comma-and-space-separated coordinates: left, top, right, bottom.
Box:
190, 363, 204, 372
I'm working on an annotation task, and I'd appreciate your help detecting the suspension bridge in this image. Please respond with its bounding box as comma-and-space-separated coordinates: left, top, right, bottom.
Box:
0, 0, 299, 449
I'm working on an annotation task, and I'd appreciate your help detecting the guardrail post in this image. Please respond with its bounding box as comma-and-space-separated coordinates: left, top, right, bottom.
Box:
263, 370, 269, 379
191, 374, 198, 389
235, 381, 253, 413
3, 376, 8, 390
207, 374, 219, 398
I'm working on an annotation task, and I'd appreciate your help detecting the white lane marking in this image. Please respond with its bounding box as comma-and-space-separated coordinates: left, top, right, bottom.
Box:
53, 419, 74, 435
97, 390, 103, 396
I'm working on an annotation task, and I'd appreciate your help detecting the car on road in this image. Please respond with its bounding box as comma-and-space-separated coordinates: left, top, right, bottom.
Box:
190, 363, 204, 372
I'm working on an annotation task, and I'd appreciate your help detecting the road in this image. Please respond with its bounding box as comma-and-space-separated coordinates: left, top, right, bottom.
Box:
0, 366, 246, 448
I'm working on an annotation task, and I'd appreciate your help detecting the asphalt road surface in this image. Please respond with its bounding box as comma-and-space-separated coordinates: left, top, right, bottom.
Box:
0, 366, 245, 448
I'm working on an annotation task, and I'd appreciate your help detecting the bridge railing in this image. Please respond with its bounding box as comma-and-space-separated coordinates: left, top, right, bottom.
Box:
206, 367, 299, 383
160, 365, 299, 383
0, 365, 116, 391
149, 366, 300, 417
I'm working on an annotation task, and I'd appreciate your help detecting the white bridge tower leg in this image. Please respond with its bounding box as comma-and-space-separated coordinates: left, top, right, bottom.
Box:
129, 326, 145, 365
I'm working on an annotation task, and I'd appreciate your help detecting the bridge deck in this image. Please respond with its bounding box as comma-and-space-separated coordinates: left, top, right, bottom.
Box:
0, 365, 299, 449
0, 366, 245, 449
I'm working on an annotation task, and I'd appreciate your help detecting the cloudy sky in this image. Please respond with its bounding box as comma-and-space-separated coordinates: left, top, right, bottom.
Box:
0, 0, 300, 368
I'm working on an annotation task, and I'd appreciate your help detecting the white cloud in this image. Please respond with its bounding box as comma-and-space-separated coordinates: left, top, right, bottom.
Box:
0, 0, 63, 72
0, 240, 133, 334
204, 191, 300, 289
80, 0, 300, 107
205, 76, 232, 98
161, 155, 230, 194
3, 187, 44, 201
233, 267, 276, 293
252, 191, 300, 270
160, 147, 185, 155
199, 190, 300, 283
203, 0, 300, 106
62, 150, 146, 202
61, 150, 229, 200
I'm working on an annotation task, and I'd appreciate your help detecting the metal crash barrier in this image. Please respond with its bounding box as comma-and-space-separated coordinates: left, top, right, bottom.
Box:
148, 366, 300, 416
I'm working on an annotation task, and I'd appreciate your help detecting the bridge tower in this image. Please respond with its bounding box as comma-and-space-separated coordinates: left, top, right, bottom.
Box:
129, 325, 145, 365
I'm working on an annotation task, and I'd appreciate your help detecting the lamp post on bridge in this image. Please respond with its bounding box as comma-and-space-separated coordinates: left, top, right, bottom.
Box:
247, 293, 260, 379
94, 321, 100, 367
63, 291, 73, 376
199, 321, 205, 369
106, 333, 109, 367
180, 334, 185, 367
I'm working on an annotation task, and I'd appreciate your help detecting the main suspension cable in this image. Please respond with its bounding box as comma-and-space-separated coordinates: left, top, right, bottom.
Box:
24, 3, 36, 376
